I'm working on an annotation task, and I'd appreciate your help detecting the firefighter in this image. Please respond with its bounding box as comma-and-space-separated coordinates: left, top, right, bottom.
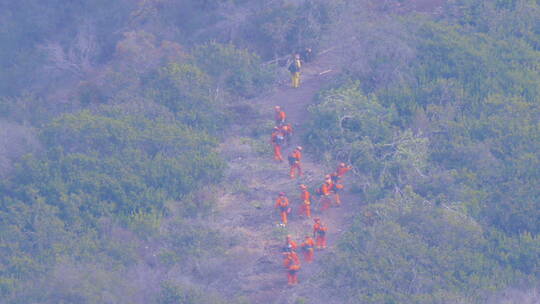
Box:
330, 172, 340, 184
300, 235, 315, 262
313, 218, 328, 250
270, 127, 284, 161
318, 175, 333, 211
275, 192, 290, 225
336, 162, 352, 179
299, 184, 311, 218
280, 123, 293, 146
288, 146, 303, 179
283, 252, 301, 285
299, 47, 313, 63
288, 54, 302, 88
283, 235, 298, 253
274, 106, 286, 126
331, 180, 344, 206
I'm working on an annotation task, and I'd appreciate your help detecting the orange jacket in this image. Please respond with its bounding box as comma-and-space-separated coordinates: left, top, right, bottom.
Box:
275, 110, 286, 122
291, 149, 302, 162
285, 258, 301, 272
289, 251, 300, 264
275, 196, 289, 210
337, 166, 351, 177
320, 182, 332, 196
301, 238, 315, 250
283, 251, 300, 267
332, 183, 344, 193
283, 255, 292, 268
286, 239, 298, 251
313, 222, 327, 235
300, 189, 310, 202
280, 124, 293, 135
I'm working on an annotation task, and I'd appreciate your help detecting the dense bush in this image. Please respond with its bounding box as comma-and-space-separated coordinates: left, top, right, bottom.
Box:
246, 1, 335, 57
194, 42, 276, 98
307, 1, 540, 302
0, 107, 225, 301
323, 187, 540, 303
305, 83, 427, 199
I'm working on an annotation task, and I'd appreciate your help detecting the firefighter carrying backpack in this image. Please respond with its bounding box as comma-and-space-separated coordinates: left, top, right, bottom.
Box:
288, 155, 297, 166
288, 61, 299, 73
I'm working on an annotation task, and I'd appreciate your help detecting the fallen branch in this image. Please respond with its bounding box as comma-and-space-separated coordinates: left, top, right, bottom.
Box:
319, 69, 333, 76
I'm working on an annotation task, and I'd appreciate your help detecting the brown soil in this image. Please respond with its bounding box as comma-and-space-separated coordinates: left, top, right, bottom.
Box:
209, 51, 363, 304
208, 3, 448, 302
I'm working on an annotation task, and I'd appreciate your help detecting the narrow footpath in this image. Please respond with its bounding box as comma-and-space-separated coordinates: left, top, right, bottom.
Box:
208, 52, 362, 304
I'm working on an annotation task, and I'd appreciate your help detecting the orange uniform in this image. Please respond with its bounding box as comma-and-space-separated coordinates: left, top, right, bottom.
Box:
275, 194, 290, 225
313, 219, 328, 249
299, 185, 311, 218
289, 251, 300, 264
271, 129, 284, 161
301, 237, 315, 262
284, 236, 298, 253
336, 163, 352, 178
319, 179, 333, 211
320, 181, 331, 196
275, 107, 286, 125
288, 147, 303, 178
331, 182, 344, 206
283, 252, 301, 285
280, 123, 293, 145
283, 251, 300, 268
273, 145, 283, 162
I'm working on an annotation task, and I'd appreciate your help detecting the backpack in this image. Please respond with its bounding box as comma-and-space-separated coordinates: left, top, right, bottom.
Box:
283, 243, 293, 253
288, 155, 297, 165
317, 226, 326, 236
288, 62, 299, 73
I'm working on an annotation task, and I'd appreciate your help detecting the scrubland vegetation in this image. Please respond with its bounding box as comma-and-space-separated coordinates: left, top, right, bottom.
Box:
1, 1, 539, 303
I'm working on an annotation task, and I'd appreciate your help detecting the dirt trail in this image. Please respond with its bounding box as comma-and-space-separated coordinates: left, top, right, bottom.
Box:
208, 52, 363, 304
206, 3, 449, 303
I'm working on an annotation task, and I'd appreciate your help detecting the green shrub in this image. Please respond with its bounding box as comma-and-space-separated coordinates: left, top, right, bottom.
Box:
194, 42, 276, 98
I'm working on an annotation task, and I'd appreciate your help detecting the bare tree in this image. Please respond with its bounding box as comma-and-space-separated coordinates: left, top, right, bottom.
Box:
41, 21, 98, 78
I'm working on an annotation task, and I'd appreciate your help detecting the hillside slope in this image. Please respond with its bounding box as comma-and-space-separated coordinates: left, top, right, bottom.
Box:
207, 52, 361, 304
